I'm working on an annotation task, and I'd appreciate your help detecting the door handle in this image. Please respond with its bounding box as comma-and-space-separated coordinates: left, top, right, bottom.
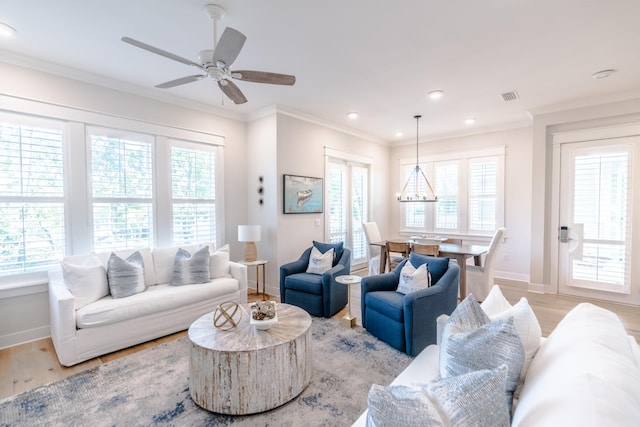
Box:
559, 226, 571, 242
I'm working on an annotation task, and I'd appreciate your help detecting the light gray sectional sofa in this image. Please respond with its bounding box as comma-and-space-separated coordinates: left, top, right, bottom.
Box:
354, 286, 640, 426
48, 244, 247, 366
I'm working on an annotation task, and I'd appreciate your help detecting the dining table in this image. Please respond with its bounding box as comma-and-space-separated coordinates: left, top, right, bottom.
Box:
370, 240, 488, 298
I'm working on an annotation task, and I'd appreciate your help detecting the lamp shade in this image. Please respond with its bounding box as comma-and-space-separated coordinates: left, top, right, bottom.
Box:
238, 225, 261, 242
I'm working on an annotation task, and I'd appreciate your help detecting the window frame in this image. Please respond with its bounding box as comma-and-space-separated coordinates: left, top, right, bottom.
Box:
399, 146, 505, 238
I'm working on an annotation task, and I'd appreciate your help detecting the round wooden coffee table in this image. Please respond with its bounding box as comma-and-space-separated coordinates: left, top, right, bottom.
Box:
188, 303, 312, 415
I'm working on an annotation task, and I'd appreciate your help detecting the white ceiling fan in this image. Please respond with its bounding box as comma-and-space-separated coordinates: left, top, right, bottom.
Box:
121, 4, 296, 104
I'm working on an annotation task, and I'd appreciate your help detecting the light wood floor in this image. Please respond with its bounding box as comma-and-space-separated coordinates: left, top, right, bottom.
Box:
2, 275, 639, 401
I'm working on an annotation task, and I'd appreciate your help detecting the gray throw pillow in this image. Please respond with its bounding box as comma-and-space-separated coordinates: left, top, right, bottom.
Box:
440, 294, 525, 412
367, 365, 510, 427
171, 246, 210, 286
107, 251, 146, 298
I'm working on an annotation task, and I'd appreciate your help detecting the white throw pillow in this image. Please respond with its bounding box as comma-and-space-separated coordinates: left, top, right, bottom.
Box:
171, 246, 211, 286
306, 246, 334, 275
60, 256, 109, 309
152, 244, 200, 284
481, 285, 542, 380
397, 262, 431, 294
209, 244, 232, 279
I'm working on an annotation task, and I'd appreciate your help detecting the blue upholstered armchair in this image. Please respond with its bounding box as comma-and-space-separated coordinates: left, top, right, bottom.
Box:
361, 253, 459, 356
280, 241, 351, 318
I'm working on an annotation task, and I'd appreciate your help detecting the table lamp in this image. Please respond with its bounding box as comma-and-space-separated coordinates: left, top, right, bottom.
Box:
238, 225, 261, 262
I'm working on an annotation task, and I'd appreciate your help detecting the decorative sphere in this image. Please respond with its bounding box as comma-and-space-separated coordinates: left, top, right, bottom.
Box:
213, 301, 242, 330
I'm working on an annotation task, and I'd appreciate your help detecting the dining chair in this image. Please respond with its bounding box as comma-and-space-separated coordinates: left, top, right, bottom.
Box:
466, 227, 506, 301
385, 241, 411, 271
363, 222, 383, 275
412, 243, 440, 256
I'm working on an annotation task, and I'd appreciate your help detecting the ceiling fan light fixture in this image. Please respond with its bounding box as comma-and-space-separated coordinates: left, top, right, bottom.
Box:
428, 90, 444, 100
397, 115, 438, 203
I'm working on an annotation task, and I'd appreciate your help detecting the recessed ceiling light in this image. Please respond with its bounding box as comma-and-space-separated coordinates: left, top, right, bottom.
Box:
591, 69, 615, 80
464, 117, 476, 125
395, 131, 404, 138
347, 112, 359, 119
0, 22, 17, 37
428, 90, 444, 100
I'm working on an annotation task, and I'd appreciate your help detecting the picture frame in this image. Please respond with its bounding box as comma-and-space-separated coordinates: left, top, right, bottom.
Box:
283, 174, 323, 214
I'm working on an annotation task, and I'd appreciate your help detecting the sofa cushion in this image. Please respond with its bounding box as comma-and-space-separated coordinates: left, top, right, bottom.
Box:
397, 262, 431, 294
313, 240, 343, 266
209, 244, 232, 279
306, 246, 334, 274
171, 246, 211, 286
481, 285, 541, 381
153, 244, 200, 285
512, 303, 640, 427
365, 291, 405, 323
96, 247, 156, 286
107, 251, 147, 298
75, 278, 240, 328
440, 294, 524, 412
60, 255, 109, 309
409, 253, 449, 284
367, 365, 510, 427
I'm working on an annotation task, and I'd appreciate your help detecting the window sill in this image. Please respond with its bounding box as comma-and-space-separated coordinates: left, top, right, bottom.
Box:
0, 272, 49, 299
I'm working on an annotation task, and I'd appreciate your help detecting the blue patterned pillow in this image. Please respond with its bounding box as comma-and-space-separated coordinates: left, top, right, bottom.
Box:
171, 246, 211, 286
367, 365, 510, 427
107, 251, 146, 298
440, 294, 525, 412
409, 253, 449, 284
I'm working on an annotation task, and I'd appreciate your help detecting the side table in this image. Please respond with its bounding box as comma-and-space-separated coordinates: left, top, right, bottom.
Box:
240, 259, 268, 300
335, 275, 362, 328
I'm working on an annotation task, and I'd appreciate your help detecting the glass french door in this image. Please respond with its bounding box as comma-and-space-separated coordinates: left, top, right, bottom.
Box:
327, 160, 369, 268
558, 137, 639, 305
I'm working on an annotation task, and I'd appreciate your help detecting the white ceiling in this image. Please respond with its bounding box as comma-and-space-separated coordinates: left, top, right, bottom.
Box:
1, 0, 639, 144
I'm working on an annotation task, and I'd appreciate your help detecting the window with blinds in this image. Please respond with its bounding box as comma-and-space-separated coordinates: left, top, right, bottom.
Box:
469, 157, 498, 231
435, 162, 458, 230
171, 145, 217, 245
89, 128, 153, 252
0, 117, 66, 275
328, 165, 347, 244
402, 165, 427, 228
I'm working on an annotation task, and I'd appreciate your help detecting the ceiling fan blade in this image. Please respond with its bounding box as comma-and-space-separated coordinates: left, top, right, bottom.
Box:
212, 27, 246, 67
155, 75, 205, 89
232, 70, 296, 86
218, 80, 247, 104
122, 36, 204, 70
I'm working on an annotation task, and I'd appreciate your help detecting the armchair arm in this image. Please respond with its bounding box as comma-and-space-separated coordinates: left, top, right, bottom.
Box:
322, 247, 351, 317
279, 247, 312, 302
403, 261, 460, 356
48, 270, 79, 366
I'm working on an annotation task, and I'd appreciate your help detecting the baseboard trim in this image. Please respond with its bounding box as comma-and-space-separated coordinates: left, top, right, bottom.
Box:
0, 326, 50, 350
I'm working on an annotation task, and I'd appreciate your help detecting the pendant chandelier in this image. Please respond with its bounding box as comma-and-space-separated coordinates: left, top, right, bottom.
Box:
397, 115, 438, 203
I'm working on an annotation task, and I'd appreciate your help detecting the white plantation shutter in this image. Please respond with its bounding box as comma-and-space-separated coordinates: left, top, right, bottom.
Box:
469, 157, 498, 232
171, 145, 217, 245
351, 165, 368, 260
403, 165, 426, 228
573, 151, 629, 286
328, 164, 347, 244
0, 116, 66, 275
90, 128, 153, 252
435, 162, 458, 230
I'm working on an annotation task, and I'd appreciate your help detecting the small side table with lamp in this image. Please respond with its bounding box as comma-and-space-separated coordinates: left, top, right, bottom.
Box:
238, 225, 268, 300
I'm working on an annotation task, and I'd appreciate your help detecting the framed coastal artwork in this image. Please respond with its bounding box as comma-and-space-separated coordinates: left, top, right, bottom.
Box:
283, 174, 323, 214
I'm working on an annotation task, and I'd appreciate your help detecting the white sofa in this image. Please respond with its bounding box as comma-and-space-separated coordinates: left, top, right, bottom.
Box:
354, 291, 640, 426
48, 244, 247, 366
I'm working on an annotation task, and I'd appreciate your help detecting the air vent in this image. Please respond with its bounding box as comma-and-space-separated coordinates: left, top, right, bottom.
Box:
500, 91, 519, 102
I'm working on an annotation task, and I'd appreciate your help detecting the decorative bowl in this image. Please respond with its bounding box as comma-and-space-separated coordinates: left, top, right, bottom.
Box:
250, 314, 278, 330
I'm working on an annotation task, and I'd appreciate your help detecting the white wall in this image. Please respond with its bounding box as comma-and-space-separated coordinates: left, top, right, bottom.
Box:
389, 127, 533, 283
0, 61, 248, 348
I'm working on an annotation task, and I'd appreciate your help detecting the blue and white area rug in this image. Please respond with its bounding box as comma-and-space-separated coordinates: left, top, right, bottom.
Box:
0, 318, 412, 426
